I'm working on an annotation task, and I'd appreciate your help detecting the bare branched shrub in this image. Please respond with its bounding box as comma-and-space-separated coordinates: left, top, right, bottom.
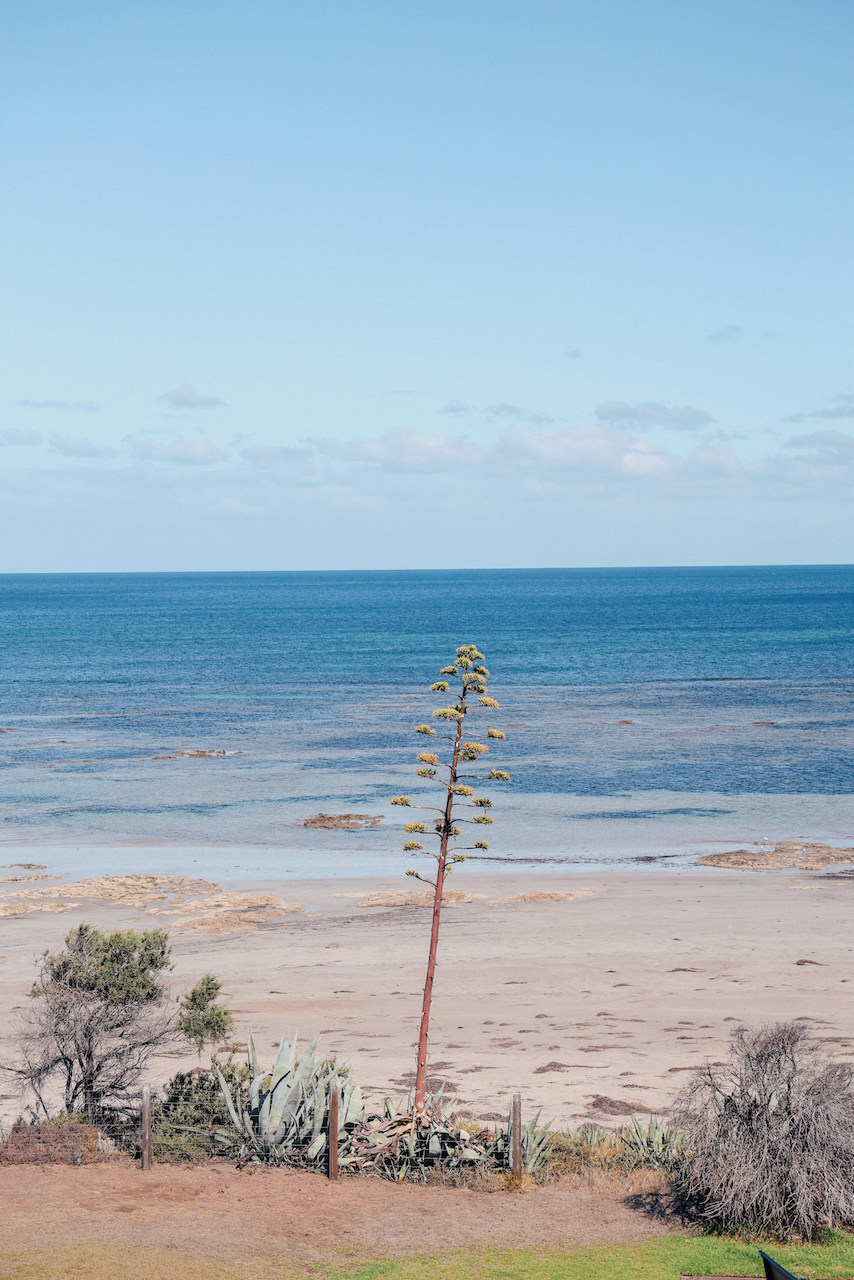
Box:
17, 982, 177, 1127
672, 1021, 854, 1238
4, 924, 177, 1126
2, 926, 235, 1134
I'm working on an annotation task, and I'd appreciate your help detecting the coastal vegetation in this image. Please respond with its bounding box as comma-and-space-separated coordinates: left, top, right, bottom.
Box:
10, 1005, 854, 1248
149, 1055, 248, 1163
2, 923, 232, 1128
672, 1021, 854, 1239
211, 1029, 552, 1179
178, 972, 235, 1056
390, 643, 509, 1113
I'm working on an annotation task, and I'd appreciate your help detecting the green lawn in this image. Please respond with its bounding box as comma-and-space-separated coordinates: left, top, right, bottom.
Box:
332, 1234, 854, 1280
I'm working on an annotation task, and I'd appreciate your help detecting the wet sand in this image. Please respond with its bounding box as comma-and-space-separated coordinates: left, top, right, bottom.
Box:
2, 863, 853, 1127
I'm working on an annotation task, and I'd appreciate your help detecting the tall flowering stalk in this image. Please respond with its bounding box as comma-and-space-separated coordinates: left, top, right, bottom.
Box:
391, 644, 510, 1115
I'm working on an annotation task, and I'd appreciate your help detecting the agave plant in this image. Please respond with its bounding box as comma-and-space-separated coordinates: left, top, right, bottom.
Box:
615, 1115, 683, 1171
349, 1087, 492, 1181
215, 1030, 363, 1166
348, 1090, 553, 1182
487, 1104, 553, 1176
216, 1032, 558, 1182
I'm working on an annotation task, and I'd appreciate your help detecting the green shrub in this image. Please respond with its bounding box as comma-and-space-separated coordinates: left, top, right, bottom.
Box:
153, 1057, 248, 1162
177, 974, 234, 1056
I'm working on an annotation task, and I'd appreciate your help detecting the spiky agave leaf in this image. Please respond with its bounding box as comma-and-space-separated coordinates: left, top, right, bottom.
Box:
266, 1073, 302, 1145
343, 1079, 363, 1127
270, 1029, 298, 1085
248, 1029, 261, 1111
309, 1073, 329, 1146
268, 1036, 321, 1143
214, 1063, 244, 1133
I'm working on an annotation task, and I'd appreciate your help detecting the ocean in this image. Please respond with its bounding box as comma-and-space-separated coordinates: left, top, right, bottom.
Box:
1, 566, 852, 881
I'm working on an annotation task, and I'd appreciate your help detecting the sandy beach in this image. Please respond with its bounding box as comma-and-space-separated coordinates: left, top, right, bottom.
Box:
2, 852, 853, 1129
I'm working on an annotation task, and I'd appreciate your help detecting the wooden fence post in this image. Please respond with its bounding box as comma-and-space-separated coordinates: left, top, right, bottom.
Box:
511, 1092, 522, 1179
328, 1088, 339, 1181
141, 1084, 152, 1171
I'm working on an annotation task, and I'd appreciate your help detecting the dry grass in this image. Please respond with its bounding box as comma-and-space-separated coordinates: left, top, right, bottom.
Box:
0, 1242, 302, 1279
0, 1121, 103, 1166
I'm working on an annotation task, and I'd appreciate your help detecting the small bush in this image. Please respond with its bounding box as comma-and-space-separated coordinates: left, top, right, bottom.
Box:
177, 975, 234, 1056
543, 1127, 612, 1177
672, 1020, 854, 1239
0, 1118, 101, 1164
616, 1116, 683, 1171
543, 1119, 682, 1180
152, 1057, 248, 1162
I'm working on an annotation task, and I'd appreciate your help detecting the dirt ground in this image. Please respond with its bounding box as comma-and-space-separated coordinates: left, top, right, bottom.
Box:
0, 1159, 669, 1269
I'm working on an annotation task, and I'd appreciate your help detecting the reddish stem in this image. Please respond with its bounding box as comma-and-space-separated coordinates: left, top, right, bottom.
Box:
413, 695, 465, 1115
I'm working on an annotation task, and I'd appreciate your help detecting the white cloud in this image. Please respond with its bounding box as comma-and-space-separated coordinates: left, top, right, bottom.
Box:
303, 420, 745, 491
299, 419, 851, 499
314, 427, 479, 473
595, 401, 714, 430
17, 419, 854, 498
241, 445, 306, 464
158, 383, 225, 409
786, 430, 854, 457
49, 434, 116, 458
0, 428, 41, 447
783, 401, 854, 424
2, 419, 852, 570
499, 421, 665, 476
437, 400, 472, 414
484, 402, 554, 425
128, 437, 226, 465
239, 445, 332, 485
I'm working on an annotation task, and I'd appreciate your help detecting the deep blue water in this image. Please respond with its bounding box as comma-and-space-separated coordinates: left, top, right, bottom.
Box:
0, 566, 852, 868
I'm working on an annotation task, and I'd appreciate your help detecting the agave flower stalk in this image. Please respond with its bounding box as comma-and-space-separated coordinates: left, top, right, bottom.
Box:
390, 644, 510, 1115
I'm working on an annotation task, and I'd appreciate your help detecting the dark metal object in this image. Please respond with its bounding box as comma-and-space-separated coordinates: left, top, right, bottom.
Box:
759, 1251, 801, 1280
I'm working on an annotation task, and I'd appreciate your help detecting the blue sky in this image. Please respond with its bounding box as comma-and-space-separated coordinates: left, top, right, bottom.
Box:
1, 0, 852, 570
